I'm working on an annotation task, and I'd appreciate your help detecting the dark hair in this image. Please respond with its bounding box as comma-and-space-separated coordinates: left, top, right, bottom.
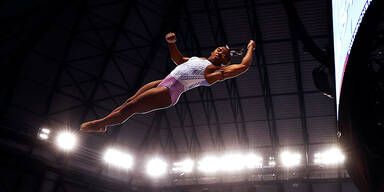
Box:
224, 48, 244, 65
229, 48, 244, 56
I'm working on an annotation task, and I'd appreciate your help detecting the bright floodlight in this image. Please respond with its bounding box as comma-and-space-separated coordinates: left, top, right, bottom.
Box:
172, 159, 194, 173
314, 147, 345, 165
281, 151, 301, 167
103, 148, 133, 170
38, 128, 50, 140
56, 131, 77, 151
41, 128, 50, 134
199, 153, 263, 173
146, 158, 167, 177
220, 153, 246, 172
268, 157, 276, 167
198, 156, 220, 173
244, 153, 263, 169
39, 133, 49, 140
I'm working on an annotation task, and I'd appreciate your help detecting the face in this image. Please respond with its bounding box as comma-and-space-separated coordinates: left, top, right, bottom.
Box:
208, 46, 230, 66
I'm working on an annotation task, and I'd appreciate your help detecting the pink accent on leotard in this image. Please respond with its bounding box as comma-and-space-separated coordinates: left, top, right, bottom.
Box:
157, 75, 185, 105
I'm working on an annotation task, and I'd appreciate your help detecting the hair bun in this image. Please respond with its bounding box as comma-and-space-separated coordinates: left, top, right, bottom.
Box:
229, 48, 244, 56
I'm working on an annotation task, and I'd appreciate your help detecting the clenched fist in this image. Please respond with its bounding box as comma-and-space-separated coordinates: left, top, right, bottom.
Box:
247, 40, 256, 51
165, 32, 177, 44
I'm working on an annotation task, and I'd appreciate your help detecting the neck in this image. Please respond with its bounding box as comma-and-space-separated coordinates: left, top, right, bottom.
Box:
207, 57, 221, 66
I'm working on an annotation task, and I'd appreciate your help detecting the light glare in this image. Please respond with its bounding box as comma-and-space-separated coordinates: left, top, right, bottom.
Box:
146, 158, 167, 177
39, 133, 49, 140
268, 157, 276, 167
103, 148, 133, 170
198, 153, 263, 173
244, 153, 263, 169
172, 159, 194, 173
41, 128, 50, 134
56, 131, 77, 151
314, 147, 345, 165
220, 153, 245, 172
198, 156, 220, 173
281, 151, 301, 167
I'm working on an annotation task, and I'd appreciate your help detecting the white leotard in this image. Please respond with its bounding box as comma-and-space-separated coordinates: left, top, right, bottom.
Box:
169, 57, 212, 90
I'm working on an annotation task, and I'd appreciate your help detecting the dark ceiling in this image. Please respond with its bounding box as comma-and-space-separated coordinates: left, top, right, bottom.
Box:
0, 0, 356, 191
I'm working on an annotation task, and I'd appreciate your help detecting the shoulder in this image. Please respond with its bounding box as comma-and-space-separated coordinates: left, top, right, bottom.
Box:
204, 65, 224, 84
205, 64, 222, 73
186, 57, 212, 65
188, 56, 207, 61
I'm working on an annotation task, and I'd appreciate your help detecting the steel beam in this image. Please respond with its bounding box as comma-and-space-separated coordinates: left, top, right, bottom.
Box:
79, 1, 134, 124
244, 0, 280, 156
203, 0, 249, 149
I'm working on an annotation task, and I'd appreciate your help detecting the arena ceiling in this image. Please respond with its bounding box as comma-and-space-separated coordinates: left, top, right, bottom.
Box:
0, 0, 356, 191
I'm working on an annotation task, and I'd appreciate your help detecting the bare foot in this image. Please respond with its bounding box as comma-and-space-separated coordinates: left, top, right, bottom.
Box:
80, 121, 107, 132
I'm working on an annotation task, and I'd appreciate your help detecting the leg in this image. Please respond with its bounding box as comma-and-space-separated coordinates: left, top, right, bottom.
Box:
112, 80, 162, 112
80, 86, 171, 132
80, 80, 162, 132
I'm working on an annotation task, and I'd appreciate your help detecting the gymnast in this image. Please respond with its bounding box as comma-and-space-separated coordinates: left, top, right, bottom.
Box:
80, 32, 255, 132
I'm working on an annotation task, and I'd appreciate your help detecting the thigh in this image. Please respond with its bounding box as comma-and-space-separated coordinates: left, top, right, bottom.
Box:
124, 86, 172, 114
127, 80, 163, 102
112, 80, 163, 113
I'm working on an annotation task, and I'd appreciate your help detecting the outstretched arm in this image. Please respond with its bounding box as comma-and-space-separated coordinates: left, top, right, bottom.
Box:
166, 32, 190, 65
205, 40, 256, 84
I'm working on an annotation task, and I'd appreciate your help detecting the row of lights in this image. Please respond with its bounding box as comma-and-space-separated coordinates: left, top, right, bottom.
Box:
38, 129, 345, 178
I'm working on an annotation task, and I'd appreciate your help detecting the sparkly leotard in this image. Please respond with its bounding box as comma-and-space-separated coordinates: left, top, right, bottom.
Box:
157, 57, 212, 105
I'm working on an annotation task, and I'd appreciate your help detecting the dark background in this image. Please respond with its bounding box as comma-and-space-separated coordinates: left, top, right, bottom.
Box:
0, 0, 359, 192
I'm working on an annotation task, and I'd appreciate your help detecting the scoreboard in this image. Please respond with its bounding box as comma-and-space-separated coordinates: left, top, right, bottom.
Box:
332, 0, 373, 117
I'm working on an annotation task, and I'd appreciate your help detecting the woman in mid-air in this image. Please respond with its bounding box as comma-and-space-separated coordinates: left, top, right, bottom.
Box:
80, 32, 255, 132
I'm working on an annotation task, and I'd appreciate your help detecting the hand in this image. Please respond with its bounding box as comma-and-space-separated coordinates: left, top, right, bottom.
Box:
165, 32, 177, 44
247, 40, 256, 51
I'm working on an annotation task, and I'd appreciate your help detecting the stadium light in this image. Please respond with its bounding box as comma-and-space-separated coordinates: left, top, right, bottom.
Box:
41, 128, 50, 134
198, 156, 220, 173
103, 148, 133, 170
56, 131, 77, 151
268, 156, 276, 167
220, 153, 245, 172
244, 153, 263, 169
280, 151, 301, 167
39, 133, 49, 140
38, 128, 51, 140
198, 153, 263, 173
172, 159, 194, 173
314, 147, 345, 165
146, 158, 167, 177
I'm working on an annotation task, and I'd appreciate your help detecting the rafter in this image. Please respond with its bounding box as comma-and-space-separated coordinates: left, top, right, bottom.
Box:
79, 1, 134, 124
282, 0, 312, 178
175, 96, 202, 153
177, 13, 223, 150
244, 0, 280, 156
203, 0, 249, 149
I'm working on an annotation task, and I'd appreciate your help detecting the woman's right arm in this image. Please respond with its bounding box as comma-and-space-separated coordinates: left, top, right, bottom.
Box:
166, 32, 190, 65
